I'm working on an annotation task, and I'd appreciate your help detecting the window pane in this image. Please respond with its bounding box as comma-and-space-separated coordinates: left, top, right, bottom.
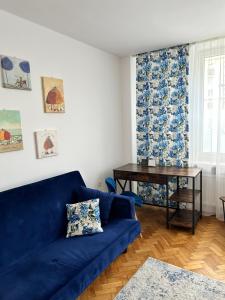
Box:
203, 56, 220, 153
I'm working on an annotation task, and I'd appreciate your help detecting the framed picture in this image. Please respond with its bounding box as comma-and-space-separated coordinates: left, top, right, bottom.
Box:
0, 110, 23, 153
42, 77, 65, 113
1, 55, 31, 90
141, 158, 148, 166
34, 129, 58, 159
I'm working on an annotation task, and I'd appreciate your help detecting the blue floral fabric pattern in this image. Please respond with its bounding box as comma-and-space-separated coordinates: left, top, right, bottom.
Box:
66, 199, 103, 237
136, 45, 189, 206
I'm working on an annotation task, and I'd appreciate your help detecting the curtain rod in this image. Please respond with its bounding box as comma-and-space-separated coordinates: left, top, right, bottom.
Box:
134, 35, 225, 57
135, 43, 189, 57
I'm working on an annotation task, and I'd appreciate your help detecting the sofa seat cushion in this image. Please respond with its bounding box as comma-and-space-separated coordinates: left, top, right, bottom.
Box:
0, 219, 140, 300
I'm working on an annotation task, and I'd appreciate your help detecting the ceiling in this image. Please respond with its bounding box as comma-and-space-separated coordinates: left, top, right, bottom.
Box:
1, 0, 225, 57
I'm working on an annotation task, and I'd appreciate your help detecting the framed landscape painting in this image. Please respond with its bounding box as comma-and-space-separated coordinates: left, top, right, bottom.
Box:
42, 77, 65, 113
0, 110, 23, 153
34, 129, 58, 159
1, 55, 31, 90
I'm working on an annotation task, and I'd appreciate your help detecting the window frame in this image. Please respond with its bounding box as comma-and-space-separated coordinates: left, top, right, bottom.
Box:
197, 48, 225, 162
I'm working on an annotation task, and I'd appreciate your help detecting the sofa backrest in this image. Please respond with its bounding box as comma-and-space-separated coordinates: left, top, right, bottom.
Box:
0, 171, 85, 269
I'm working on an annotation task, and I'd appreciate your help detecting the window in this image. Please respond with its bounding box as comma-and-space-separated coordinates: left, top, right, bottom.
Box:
203, 55, 225, 153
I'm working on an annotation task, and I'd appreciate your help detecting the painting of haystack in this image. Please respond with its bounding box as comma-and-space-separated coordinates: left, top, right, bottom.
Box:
1, 56, 31, 90
0, 110, 23, 153
42, 77, 65, 113
34, 130, 58, 159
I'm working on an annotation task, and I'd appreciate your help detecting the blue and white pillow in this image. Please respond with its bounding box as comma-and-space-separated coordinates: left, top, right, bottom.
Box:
66, 199, 103, 237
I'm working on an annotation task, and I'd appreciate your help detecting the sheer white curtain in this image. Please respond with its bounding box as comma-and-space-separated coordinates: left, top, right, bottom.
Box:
189, 37, 225, 220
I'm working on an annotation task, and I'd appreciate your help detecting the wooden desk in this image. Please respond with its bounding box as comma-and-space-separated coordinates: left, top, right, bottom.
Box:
113, 163, 202, 234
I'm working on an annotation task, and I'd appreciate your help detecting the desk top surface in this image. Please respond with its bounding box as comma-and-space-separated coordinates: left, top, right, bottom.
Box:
114, 163, 201, 178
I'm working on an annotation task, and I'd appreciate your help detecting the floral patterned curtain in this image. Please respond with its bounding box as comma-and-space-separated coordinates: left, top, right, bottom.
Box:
136, 45, 189, 206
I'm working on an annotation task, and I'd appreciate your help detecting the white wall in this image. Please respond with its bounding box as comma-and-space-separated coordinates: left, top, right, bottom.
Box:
0, 10, 124, 191
121, 56, 137, 163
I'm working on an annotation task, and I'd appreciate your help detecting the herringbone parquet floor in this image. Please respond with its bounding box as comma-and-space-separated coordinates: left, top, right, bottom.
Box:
79, 205, 225, 300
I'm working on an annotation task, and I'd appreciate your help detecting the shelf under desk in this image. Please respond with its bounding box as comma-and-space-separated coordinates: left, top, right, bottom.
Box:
113, 163, 202, 234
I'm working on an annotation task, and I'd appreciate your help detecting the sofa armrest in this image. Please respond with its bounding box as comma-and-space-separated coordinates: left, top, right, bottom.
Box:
110, 194, 135, 220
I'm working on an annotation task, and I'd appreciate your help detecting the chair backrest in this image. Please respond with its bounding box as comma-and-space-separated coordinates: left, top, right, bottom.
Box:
105, 177, 116, 193
0, 171, 85, 269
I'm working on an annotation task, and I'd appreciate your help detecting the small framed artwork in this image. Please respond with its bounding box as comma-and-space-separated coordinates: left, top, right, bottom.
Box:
1, 55, 31, 90
140, 158, 156, 167
148, 159, 156, 167
141, 158, 148, 166
42, 77, 65, 113
0, 110, 23, 153
34, 129, 58, 159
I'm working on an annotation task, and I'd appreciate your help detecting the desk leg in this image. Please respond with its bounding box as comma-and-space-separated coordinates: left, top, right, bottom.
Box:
200, 171, 202, 218
222, 201, 225, 223
122, 180, 127, 192
177, 176, 179, 210
130, 180, 142, 238
166, 177, 169, 229
116, 179, 127, 193
114, 177, 117, 193
192, 177, 195, 235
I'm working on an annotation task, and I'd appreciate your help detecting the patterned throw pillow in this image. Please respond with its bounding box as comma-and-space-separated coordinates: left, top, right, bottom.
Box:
66, 199, 103, 237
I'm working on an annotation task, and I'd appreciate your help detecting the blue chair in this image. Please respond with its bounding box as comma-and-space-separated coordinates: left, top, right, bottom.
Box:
105, 177, 117, 193
105, 177, 143, 207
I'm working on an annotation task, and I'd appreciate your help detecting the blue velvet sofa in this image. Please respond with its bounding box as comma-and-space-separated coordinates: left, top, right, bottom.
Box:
0, 171, 141, 300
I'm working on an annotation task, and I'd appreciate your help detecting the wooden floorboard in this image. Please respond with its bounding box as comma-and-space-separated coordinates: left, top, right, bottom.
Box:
78, 205, 225, 300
